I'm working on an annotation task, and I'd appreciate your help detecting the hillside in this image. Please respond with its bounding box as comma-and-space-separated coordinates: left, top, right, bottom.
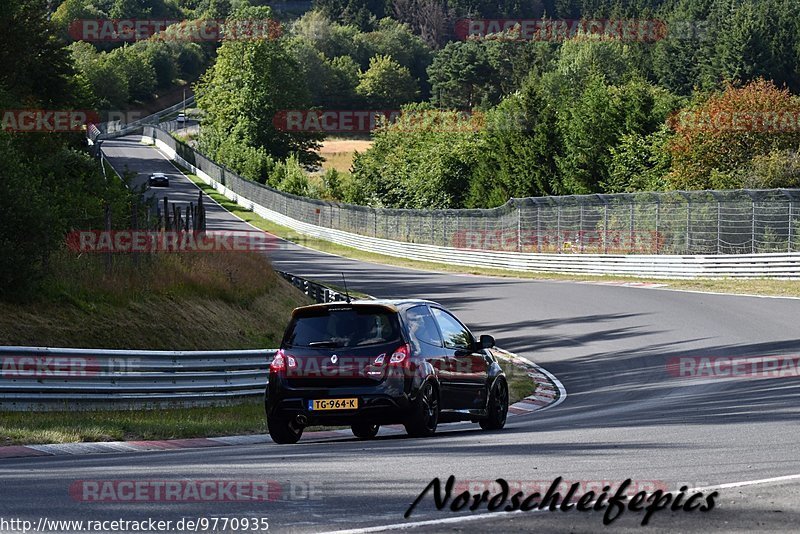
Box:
0, 252, 310, 350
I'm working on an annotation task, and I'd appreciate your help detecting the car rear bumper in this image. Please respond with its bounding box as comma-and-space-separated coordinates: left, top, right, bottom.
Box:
266, 376, 413, 426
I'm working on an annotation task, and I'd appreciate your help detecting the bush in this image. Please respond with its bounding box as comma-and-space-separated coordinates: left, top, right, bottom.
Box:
667, 80, 800, 190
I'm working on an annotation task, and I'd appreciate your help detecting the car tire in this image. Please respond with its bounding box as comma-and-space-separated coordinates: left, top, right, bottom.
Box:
480, 378, 508, 430
351, 423, 380, 439
268, 413, 303, 444
404, 381, 439, 438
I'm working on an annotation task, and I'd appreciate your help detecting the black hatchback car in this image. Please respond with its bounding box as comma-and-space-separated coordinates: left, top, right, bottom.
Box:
265, 299, 508, 444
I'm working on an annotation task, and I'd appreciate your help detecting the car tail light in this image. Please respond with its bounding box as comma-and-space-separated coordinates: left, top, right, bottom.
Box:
374, 353, 386, 366
270, 349, 296, 373
388, 344, 411, 367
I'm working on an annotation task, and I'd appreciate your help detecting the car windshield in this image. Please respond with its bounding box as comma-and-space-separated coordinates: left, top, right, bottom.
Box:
284, 307, 401, 348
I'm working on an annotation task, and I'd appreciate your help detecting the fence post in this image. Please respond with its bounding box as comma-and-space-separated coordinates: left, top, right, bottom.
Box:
104, 203, 112, 273
430, 212, 435, 245
655, 198, 660, 254
443, 210, 447, 247
629, 201, 635, 254
517, 207, 522, 252
752, 199, 756, 254
790, 201, 794, 253
579, 203, 584, 253
536, 205, 542, 253
131, 202, 139, 267
686, 199, 691, 254
604, 203, 609, 254
556, 204, 562, 253
163, 196, 170, 231
717, 200, 721, 254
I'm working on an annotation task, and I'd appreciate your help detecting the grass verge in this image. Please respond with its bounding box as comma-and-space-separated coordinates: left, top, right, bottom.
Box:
184, 173, 800, 298
1, 403, 266, 445
498, 358, 537, 404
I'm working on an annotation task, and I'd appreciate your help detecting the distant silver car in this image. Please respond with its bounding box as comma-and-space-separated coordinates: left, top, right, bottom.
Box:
176, 113, 186, 124
148, 172, 169, 187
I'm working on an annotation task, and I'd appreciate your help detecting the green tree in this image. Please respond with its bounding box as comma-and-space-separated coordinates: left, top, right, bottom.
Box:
110, 45, 157, 102
351, 104, 482, 208
69, 41, 130, 108
468, 74, 562, 206
196, 6, 322, 169
427, 39, 494, 109
355, 54, 418, 108
607, 128, 672, 193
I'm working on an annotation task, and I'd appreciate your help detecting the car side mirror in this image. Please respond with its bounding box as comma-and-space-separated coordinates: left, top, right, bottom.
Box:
479, 334, 495, 349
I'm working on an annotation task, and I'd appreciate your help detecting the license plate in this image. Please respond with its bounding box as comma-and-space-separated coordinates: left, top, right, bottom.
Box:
308, 398, 358, 411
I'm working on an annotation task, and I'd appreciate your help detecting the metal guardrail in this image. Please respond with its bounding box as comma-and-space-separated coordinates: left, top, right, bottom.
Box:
143, 129, 800, 278
275, 271, 350, 303
0, 274, 358, 410
0, 346, 275, 411
88, 96, 196, 145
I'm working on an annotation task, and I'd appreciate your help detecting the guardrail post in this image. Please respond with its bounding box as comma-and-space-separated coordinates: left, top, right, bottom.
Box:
517, 207, 522, 252
790, 201, 794, 253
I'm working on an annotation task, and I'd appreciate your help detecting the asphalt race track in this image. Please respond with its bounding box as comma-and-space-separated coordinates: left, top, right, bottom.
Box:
2, 135, 799, 533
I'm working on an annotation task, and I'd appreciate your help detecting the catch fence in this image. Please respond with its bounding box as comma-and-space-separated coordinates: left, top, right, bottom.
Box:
144, 126, 800, 255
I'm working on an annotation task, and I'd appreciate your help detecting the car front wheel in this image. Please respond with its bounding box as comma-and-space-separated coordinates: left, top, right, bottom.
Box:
480, 378, 508, 430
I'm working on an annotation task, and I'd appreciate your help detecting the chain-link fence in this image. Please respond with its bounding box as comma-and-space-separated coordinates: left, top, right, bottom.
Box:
146, 126, 800, 255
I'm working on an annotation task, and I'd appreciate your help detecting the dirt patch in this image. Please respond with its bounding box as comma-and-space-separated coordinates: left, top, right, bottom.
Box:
318, 139, 373, 154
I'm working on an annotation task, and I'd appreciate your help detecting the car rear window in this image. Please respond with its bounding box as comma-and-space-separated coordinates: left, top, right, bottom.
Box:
284, 306, 401, 348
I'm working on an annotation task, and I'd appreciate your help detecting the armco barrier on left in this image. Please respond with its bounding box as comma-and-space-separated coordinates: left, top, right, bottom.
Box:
0, 346, 276, 411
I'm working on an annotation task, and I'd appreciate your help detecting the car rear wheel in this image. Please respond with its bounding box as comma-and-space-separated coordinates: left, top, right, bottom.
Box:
404, 382, 439, 438
268, 413, 303, 444
480, 378, 508, 430
351, 423, 380, 439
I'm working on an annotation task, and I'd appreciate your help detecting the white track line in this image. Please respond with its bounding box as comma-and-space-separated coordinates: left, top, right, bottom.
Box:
692, 472, 800, 492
